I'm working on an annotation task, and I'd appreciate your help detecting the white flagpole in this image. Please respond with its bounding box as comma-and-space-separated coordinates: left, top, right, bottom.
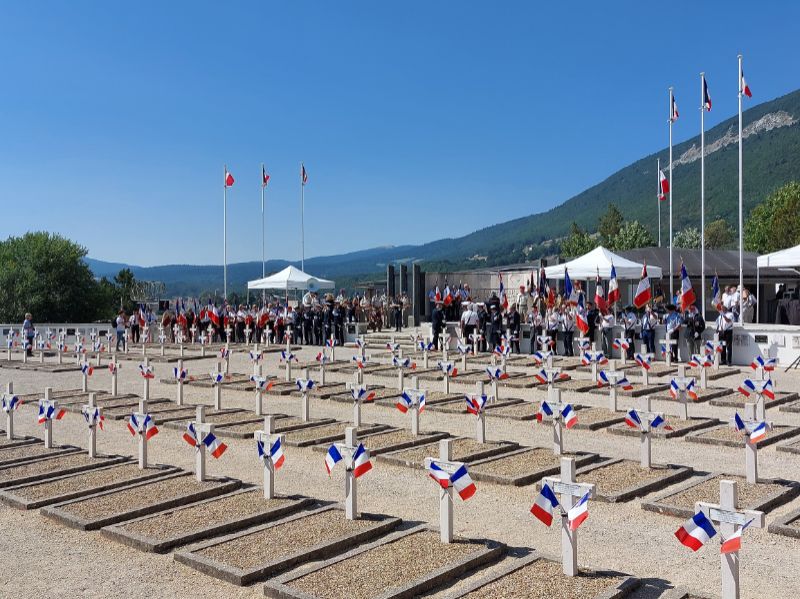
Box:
669, 87, 674, 300
301, 162, 305, 272
261, 163, 266, 279
223, 164, 228, 301
657, 158, 662, 247
700, 73, 706, 314
738, 54, 744, 321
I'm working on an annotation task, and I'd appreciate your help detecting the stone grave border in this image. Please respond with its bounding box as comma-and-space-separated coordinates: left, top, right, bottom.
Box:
709, 390, 799, 410
62, 394, 148, 413
0, 461, 178, 510
283, 422, 393, 448
0, 433, 40, 450
571, 458, 693, 503
40, 472, 241, 530
0, 362, 81, 373
491, 402, 596, 423
468, 448, 600, 487
616, 383, 671, 398
684, 424, 800, 449
570, 409, 626, 431
776, 437, 800, 455
115, 353, 207, 363
415, 369, 485, 382
641, 471, 800, 519
427, 398, 525, 415
0, 452, 128, 489
328, 387, 401, 405
766, 504, 800, 539
102, 400, 194, 421
287, 383, 352, 400
377, 437, 518, 470
654, 387, 734, 404
101, 487, 315, 553
213, 416, 338, 440
434, 551, 640, 599
0, 443, 83, 468
373, 392, 463, 407
779, 399, 800, 413
174, 505, 402, 586
15, 388, 85, 402
607, 417, 720, 439
263, 523, 505, 599
163, 409, 264, 432
160, 373, 253, 388
311, 429, 449, 457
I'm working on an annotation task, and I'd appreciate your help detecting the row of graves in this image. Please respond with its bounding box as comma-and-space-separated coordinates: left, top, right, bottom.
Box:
0, 331, 798, 597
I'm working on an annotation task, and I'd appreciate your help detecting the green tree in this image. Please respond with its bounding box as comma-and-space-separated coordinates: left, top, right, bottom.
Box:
598, 204, 624, 247
744, 181, 800, 253
611, 220, 656, 251
560, 222, 598, 257
704, 219, 735, 249
114, 268, 137, 314
674, 227, 701, 249
0, 232, 99, 322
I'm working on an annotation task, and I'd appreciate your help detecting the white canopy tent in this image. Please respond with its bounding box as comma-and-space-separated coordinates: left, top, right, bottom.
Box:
755, 244, 800, 323
247, 265, 334, 292
543, 246, 662, 280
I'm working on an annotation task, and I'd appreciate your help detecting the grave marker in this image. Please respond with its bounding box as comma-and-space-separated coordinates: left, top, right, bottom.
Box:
315, 351, 329, 385
38, 387, 65, 449
210, 362, 224, 410
219, 346, 231, 375
484, 366, 508, 402
127, 399, 158, 469
326, 335, 337, 362
352, 355, 369, 385
731, 403, 771, 484
418, 338, 433, 369
2, 382, 20, 440
535, 388, 577, 455
634, 352, 653, 386
6, 332, 14, 361
437, 360, 457, 394
92, 339, 103, 366
456, 340, 471, 372
581, 350, 607, 381
670, 375, 698, 420
612, 337, 631, 364
158, 329, 167, 356
392, 355, 416, 391
250, 370, 273, 416
424, 438, 477, 543
469, 331, 481, 356
346, 382, 376, 427
248, 348, 263, 376
280, 350, 297, 382
139, 357, 154, 401
81, 392, 104, 458
598, 366, 632, 412
244, 323, 252, 346
183, 406, 228, 482
750, 354, 777, 383
79, 360, 94, 393
173, 360, 187, 405
624, 397, 670, 469
296, 370, 314, 422
397, 377, 425, 436
441, 331, 451, 361
539, 457, 597, 576
325, 427, 372, 520
737, 378, 773, 421
705, 336, 725, 370
255, 416, 285, 499
465, 391, 492, 443
534, 366, 568, 394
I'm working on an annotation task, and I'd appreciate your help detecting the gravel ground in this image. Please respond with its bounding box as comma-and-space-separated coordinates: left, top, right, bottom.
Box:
0, 453, 103, 482
361, 429, 424, 450
288, 531, 482, 599
388, 438, 497, 464
573, 407, 621, 424
195, 510, 377, 569
577, 460, 669, 495
695, 424, 796, 446
119, 490, 291, 539
461, 558, 623, 599
0, 443, 67, 463
2, 341, 800, 598
664, 475, 785, 509
11, 463, 164, 501
58, 475, 225, 519
489, 402, 539, 418
471, 449, 560, 477
103, 403, 190, 417
284, 422, 376, 443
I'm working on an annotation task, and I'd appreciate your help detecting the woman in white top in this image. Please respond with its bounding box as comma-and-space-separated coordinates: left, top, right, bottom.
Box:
115, 311, 127, 351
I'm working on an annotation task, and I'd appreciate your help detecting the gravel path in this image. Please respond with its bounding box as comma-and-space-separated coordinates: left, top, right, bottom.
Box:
0, 443, 66, 463
59, 475, 225, 518
11, 463, 160, 501
119, 490, 291, 539
0, 453, 102, 482
361, 429, 424, 450
693, 425, 794, 446
195, 510, 377, 569
461, 558, 623, 599
285, 423, 376, 443
577, 460, 668, 495
288, 531, 482, 599
471, 449, 559, 477
388, 438, 495, 464
664, 475, 785, 509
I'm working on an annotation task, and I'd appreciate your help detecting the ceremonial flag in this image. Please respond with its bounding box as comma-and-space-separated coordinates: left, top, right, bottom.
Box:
679, 262, 696, 311
741, 68, 752, 98
531, 483, 560, 526
675, 512, 717, 551
576, 292, 589, 335
225, 169, 235, 187
443, 285, 453, 306
594, 270, 607, 314
202, 432, 228, 458
262, 165, 270, 187
625, 409, 642, 430
720, 519, 753, 554
270, 437, 285, 469
325, 444, 342, 475
568, 491, 590, 531
498, 273, 508, 310
607, 264, 620, 305
301, 163, 308, 185
711, 274, 722, 310
561, 404, 578, 429
634, 263, 652, 308
671, 94, 679, 121
183, 422, 199, 447
450, 464, 477, 500
659, 169, 669, 199
702, 75, 712, 111
427, 461, 451, 489
750, 355, 776, 372
536, 400, 553, 422
351, 443, 372, 478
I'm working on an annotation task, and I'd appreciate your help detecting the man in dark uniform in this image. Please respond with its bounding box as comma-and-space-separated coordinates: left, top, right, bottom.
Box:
586, 301, 600, 349
312, 306, 323, 346
431, 301, 445, 350
477, 303, 488, 353
506, 304, 521, 353
392, 298, 402, 332
333, 302, 345, 346
488, 304, 502, 349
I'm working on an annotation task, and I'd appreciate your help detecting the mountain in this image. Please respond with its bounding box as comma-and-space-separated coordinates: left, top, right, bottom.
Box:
87, 88, 800, 295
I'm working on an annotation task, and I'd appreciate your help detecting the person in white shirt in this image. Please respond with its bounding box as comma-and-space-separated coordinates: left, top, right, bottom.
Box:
619, 306, 638, 359
715, 307, 734, 365
600, 312, 615, 355
545, 309, 560, 355
527, 308, 543, 355
115, 311, 127, 352
741, 288, 757, 323
516, 286, 529, 315
460, 303, 479, 345
560, 306, 575, 356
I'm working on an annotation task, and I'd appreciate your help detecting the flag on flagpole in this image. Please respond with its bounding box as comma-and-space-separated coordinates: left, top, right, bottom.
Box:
225, 169, 235, 187
499, 273, 508, 310
702, 76, 712, 111
262, 165, 270, 187
679, 262, 696, 311
633, 263, 651, 308
741, 69, 752, 98
711, 273, 722, 310
658, 169, 669, 201
301, 163, 308, 186
607, 264, 620, 305
671, 94, 679, 121
594, 269, 607, 314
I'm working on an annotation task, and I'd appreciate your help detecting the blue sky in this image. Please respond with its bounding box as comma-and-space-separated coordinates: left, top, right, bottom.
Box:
1, 1, 798, 266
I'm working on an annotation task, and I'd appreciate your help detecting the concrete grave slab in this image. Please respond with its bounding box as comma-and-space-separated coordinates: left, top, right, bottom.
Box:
571, 458, 693, 503
163, 409, 265, 431
776, 437, 800, 455
264, 525, 505, 599
214, 416, 338, 440
160, 373, 253, 387
41, 472, 241, 530
607, 417, 720, 439
427, 397, 524, 415
767, 504, 800, 539
377, 437, 517, 469
313, 429, 449, 456
0, 462, 177, 509
652, 387, 734, 404
283, 422, 392, 448
469, 447, 599, 487
63, 395, 161, 413
642, 472, 800, 519
685, 424, 800, 449
709, 390, 799, 410
0, 452, 128, 489
0, 442, 82, 467
102, 487, 314, 553
174, 506, 402, 586
780, 399, 800, 413
568, 407, 626, 431
0, 433, 39, 450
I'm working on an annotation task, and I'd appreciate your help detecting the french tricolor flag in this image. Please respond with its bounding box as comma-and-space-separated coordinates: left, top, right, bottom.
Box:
720, 519, 753, 554
203, 432, 228, 459
536, 400, 553, 423
396, 392, 412, 414
741, 69, 752, 98
450, 464, 476, 500
749, 421, 768, 444
427, 461, 451, 489
634, 353, 651, 370
325, 444, 343, 475
531, 483, 560, 526
675, 511, 717, 551
183, 422, 199, 447
269, 438, 286, 469
351, 443, 372, 478
625, 409, 642, 430
750, 355, 776, 372
561, 404, 578, 429
568, 491, 590, 531
702, 76, 712, 111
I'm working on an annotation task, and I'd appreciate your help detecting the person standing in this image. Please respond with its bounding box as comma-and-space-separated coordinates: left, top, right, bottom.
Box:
715, 306, 734, 366
600, 311, 615, 356
488, 304, 503, 350
640, 305, 657, 355
560, 306, 575, 357
741, 288, 757, 323
528, 306, 543, 354
506, 304, 521, 353
684, 304, 705, 357
22, 313, 35, 357
460, 302, 478, 345
664, 304, 683, 362
545, 308, 560, 355
129, 312, 140, 344
620, 306, 637, 360
586, 301, 599, 350
392, 298, 402, 333
431, 301, 445, 350
115, 310, 127, 352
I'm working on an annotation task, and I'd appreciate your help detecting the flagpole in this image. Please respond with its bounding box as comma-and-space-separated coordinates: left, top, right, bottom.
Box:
738, 54, 744, 321
657, 158, 662, 247
223, 164, 228, 301
300, 162, 305, 272
700, 73, 706, 315
668, 87, 674, 300
261, 163, 266, 279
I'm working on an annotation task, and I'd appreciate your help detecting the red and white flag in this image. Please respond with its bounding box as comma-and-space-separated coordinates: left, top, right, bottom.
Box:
658, 169, 669, 200
607, 264, 620, 306
594, 270, 607, 314
633, 263, 651, 308
741, 68, 752, 98
224, 169, 234, 187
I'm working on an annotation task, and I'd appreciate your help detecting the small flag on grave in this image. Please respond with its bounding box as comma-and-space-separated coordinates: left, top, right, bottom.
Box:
450, 464, 476, 500
183, 422, 199, 447
568, 491, 591, 531
634, 353, 651, 370
351, 443, 372, 478
325, 444, 343, 475
465, 394, 488, 415
531, 483, 560, 526
536, 401, 554, 422
202, 432, 227, 458
625, 409, 642, 430
127, 413, 158, 439
2, 395, 21, 412
720, 519, 754, 554
38, 403, 66, 424
139, 364, 154, 379
561, 404, 578, 429
82, 407, 105, 430
427, 461, 451, 488
351, 386, 375, 403
750, 355, 776, 372
675, 511, 717, 551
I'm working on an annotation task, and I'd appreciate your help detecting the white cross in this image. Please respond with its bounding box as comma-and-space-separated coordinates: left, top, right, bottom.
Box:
297, 369, 314, 422
190, 323, 198, 343
39, 388, 58, 449
465, 389, 494, 443
188, 406, 217, 482
332, 427, 368, 520
255, 416, 285, 499
469, 331, 482, 356
244, 325, 252, 345
630, 396, 668, 469
729, 403, 772, 484
402, 377, 424, 436
2, 382, 16, 440
672, 375, 696, 420
542, 457, 597, 576
534, 387, 572, 455
81, 392, 103, 458
423, 439, 464, 543
601, 368, 625, 412
695, 480, 765, 599
132, 399, 152, 469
